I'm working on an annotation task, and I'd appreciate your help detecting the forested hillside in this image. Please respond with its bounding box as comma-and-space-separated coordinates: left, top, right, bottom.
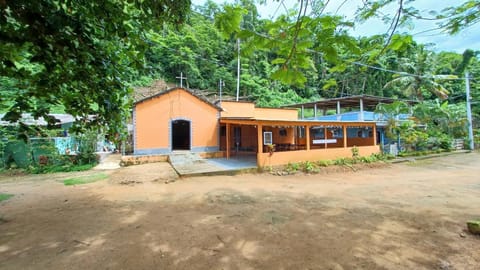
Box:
133, 1, 480, 113
1, 0, 479, 133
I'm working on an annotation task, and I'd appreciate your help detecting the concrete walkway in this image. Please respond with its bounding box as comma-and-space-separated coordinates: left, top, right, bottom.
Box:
389, 150, 472, 164
94, 153, 121, 170
168, 152, 257, 177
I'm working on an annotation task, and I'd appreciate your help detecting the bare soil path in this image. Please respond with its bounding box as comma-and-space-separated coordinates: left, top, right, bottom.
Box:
0, 153, 479, 269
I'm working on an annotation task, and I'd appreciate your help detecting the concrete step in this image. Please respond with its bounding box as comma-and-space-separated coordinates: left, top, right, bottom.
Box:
167, 152, 258, 177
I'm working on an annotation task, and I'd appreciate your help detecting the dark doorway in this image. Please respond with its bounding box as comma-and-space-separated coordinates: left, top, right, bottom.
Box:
172, 120, 191, 150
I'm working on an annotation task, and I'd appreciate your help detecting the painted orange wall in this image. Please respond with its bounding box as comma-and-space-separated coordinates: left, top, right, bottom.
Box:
254, 108, 298, 120
135, 89, 219, 151
220, 101, 298, 120
220, 101, 255, 118
257, 145, 380, 167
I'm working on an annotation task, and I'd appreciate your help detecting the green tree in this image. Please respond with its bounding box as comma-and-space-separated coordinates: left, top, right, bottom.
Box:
414, 100, 468, 138
0, 0, 191, 137
383, 46, 455, 100
375, 100, 411, 140
211, 1, 479, 88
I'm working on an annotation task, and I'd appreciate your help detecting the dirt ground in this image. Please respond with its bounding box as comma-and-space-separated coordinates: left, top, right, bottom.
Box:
0, 153, 479, 270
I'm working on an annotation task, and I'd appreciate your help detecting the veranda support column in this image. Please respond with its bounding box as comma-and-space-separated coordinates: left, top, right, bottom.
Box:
226, 123, 231, 159
257, 124, 263, 153
306, 125, 310, 151
343, 125, 347, 148
373, 124, 377, 146
324, 127, 328, 149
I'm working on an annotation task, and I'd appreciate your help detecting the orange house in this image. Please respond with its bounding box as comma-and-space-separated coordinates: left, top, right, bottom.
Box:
133, 87, 380, 166
134, 87, 221, 155
219, 101, 380, 167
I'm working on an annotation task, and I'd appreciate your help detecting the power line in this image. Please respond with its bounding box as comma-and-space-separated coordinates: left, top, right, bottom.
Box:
270, 0, 284, 19
349, 61, 467, 81
411, 26, 444, 37
175, 7, 479, 83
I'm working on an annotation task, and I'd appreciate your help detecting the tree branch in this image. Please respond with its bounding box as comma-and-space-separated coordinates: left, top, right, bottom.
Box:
379, 0, 403, 56
282, 0, 309, 69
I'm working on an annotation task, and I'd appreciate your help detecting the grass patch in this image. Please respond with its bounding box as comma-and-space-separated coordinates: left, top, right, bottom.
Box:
397, 149, 449, 157
63, 173, 108, 186
0, 193, 14, 202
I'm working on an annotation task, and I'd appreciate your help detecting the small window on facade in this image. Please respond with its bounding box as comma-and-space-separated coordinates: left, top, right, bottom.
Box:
263, 131, 273, 145
279, 128, 287, 137
330, 128, 343, 138
312, 128, 325, 139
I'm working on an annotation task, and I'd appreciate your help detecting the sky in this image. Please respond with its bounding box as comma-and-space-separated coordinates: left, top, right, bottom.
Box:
191, 0, 480, 53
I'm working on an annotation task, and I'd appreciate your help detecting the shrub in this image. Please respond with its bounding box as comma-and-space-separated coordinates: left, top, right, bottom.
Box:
317, 160, 333, 167
360, 155, 377, 163
28, 163, 96, 174
285, 162, 300, 173
351, 146, 359, 159
333, 157, 353, 166
302, 161, 318, 173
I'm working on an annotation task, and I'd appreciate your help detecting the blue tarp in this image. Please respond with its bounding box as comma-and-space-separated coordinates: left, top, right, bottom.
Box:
308, 111, 410, 122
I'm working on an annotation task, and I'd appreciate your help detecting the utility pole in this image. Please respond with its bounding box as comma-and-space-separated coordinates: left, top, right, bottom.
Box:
219, 79, 224, 106
236, 38, 240, 101
465, 72, 475, 150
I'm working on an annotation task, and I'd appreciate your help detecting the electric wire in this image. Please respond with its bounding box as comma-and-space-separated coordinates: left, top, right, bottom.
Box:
270, 0, 284, 19
172, 7, 478, 85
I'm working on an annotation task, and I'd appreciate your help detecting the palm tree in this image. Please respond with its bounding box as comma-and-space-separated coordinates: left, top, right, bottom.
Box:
384, 46, 456, 100
375, 101, 410, 140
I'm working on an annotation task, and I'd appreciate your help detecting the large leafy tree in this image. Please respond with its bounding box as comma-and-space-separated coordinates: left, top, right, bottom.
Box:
137, 1, 479, 111
414, 100, 468, 138
213, 0, 479, 86
214, 1, 361, 86
0, 0, 191, 136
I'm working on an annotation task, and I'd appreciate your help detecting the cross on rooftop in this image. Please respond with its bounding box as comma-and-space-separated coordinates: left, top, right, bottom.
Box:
176, 72, 187, 88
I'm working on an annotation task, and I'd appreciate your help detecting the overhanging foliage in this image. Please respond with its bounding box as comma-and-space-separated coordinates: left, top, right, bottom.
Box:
0, 0, 191, 136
